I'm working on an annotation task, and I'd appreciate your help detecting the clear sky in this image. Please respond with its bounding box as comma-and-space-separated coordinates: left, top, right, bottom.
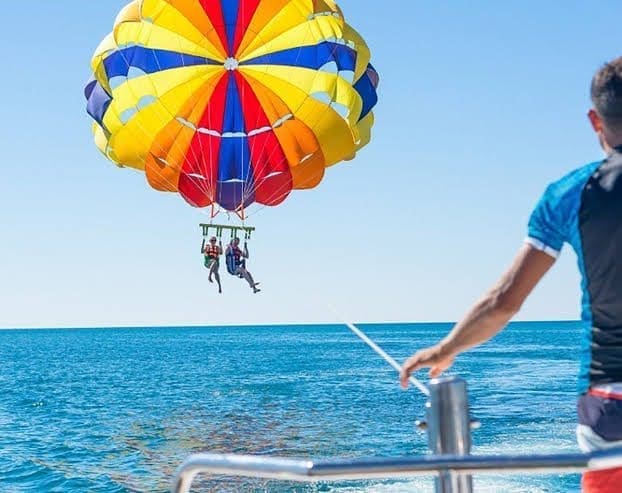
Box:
1, 1, 620, 328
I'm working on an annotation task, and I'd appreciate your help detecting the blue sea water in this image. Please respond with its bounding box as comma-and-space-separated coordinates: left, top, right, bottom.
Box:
0, 321, 584, 492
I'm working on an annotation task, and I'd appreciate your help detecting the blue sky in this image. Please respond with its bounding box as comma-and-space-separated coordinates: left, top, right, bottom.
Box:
1, 1, 620, 328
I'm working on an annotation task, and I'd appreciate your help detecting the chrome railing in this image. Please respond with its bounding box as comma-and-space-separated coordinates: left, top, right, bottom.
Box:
171, 377, 622, 492
171, 448, 622, 493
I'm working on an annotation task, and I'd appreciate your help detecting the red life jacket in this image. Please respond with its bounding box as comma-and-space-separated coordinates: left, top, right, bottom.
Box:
205, 244, 220, 258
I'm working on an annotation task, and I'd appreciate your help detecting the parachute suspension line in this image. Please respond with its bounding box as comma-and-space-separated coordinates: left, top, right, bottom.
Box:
125, 160, 219, 225
121, 64, 319, 225
185, 60, 222, 207
125, 165, 216, 226
227, 30, 314, 223
234, 68, 249, 222
240, 61, 255, 223
235, 206, 246, 221
242, 37, 341, 221
163, 40, 218, 206
328, 305, 430, 397
116, 73, 216, 217
127, 40, 226, 212
224, 18, 339, 220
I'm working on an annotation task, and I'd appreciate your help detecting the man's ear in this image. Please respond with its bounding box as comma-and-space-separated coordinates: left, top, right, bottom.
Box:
588, 108, 603, 132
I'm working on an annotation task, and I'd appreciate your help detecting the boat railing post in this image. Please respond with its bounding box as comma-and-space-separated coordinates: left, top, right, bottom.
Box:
426, 376, 473, 493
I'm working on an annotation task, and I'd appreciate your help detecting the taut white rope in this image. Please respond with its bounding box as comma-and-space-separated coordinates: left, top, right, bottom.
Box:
329, 307, 429, 397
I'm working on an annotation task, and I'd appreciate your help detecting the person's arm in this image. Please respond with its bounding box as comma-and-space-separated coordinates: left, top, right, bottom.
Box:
218, 241, 223, 255
243, 242, 249, 259
400, 243, 556, 387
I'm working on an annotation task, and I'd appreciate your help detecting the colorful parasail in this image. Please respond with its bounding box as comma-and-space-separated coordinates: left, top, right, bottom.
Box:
85, 0, 379, 217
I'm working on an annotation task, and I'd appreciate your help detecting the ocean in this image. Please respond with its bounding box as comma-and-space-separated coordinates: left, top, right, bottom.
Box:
0, 321, 584, 492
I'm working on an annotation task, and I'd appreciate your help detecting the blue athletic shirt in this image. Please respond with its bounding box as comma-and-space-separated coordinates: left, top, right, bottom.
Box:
527, 148, 622, 394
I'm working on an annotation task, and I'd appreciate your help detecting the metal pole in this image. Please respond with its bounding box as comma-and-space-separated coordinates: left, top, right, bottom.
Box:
427, 377, 473, 493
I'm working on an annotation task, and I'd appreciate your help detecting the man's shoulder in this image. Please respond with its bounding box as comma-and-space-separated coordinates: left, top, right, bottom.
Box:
541, 160, 603, 205
527, 160, 603, 251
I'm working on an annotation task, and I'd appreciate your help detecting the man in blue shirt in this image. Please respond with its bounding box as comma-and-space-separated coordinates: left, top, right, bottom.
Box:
400, 57, 622, 492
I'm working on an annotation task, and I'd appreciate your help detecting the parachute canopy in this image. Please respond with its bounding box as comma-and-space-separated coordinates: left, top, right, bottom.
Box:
85, 0, 379, 214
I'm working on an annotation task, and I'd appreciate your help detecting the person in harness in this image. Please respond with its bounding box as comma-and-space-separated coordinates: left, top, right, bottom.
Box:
225, 237, 260, 293
201, 236, 223, 294
399, 56, 622, 493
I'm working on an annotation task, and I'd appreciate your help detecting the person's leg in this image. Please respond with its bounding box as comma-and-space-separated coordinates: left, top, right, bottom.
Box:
204, 257, 212, 281
208, 259, 215, 282
248, 271, 260, 293
242, 269, 254, 288
237, 267, 259, 292
214, 264, 222, 293
209, 260, 217, 281
578, 393, 622, 492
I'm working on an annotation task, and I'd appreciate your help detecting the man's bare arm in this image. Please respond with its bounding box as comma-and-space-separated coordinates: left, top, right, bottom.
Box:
400, 243, 556, 386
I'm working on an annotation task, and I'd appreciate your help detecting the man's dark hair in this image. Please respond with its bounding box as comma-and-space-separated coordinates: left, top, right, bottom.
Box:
591, 57, 622, 131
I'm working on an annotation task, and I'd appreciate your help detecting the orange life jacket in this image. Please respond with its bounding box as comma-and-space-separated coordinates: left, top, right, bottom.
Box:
205, 244, 220, 258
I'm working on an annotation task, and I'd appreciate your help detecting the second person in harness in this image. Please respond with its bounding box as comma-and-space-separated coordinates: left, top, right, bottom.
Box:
225, 237, 261, 294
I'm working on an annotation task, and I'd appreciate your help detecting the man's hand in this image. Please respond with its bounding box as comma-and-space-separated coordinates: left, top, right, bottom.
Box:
400, 344, 456, 388
399, 244, 556, 390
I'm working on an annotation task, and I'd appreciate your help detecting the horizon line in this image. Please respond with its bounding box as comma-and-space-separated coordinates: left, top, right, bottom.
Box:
0, 319, 582, 331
